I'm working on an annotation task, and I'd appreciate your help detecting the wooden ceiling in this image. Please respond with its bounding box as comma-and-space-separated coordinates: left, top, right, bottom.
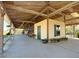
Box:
1, 1, 79, 28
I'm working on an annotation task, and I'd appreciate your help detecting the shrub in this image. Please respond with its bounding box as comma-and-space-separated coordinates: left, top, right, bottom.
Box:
77, 32, 79, 38
6, 32, 10, 35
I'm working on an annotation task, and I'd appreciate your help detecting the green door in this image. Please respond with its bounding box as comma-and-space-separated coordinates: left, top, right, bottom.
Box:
37, 26, 41, 40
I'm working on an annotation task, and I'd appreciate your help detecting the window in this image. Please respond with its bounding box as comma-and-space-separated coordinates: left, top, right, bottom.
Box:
54, 24, 60, 36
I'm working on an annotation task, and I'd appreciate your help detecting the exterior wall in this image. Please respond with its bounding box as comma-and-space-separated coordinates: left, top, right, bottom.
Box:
4, 13, 15, 35
49, 19, 65, 39
34, 19, 65, 39
3, 14, 11, 35
14, 28, 24, 35
34, 20, 47, 39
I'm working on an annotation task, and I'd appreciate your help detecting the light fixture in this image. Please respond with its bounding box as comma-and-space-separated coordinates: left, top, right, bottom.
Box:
71, 12, 79, 17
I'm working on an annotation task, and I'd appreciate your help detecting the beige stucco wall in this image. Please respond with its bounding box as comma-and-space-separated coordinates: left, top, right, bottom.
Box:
34, 20, 47, 39
49, 19, 65, 38
4, 13, 15, 35
34, 19, 65, 39
3, 14, 11, 35
14, 28, 24, 35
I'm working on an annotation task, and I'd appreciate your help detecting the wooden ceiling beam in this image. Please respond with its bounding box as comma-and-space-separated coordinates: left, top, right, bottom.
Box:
68, 7, 74, 12
65, 18, 79, 25
48, 6, 56, 11
13, 20, 35, 23
4, 4, 47, 17
65, 17, 79, 22
66, 23, 79, 25
65, 21, 79, 25
48, 6, 64, 16
31, 5, 48, 20
48, 2, 79, 17
18, 22, 25, 28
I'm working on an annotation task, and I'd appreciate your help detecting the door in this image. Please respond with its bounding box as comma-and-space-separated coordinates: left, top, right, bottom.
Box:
37, 26, 41, 40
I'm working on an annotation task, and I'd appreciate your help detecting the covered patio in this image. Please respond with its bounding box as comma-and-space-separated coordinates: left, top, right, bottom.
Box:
0, 1, 79, 58
0, 34, 79, 58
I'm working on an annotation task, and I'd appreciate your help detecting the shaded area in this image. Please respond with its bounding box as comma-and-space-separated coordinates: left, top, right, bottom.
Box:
0, 35, 79, 58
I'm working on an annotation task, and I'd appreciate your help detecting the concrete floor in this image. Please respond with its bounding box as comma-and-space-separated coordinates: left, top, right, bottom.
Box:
0, 34, 79, 58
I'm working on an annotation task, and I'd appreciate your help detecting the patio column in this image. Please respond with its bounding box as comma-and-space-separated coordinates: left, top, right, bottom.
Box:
47, 16, 49, 42
70, 25, 73, 38
63, 15, 66, 37
46, 4, 50, 42
73, 24, 75, 38
10, 23, 14, 39
10, 22, 12, 35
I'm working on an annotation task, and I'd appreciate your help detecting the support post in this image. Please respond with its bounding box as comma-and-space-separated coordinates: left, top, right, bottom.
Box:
73, 25, 75, 38
63, 15, 66, 37
47, 16, 49, 42
19, 22, 24, 29
10, 22, 12, 35
46, 3, 50, 42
